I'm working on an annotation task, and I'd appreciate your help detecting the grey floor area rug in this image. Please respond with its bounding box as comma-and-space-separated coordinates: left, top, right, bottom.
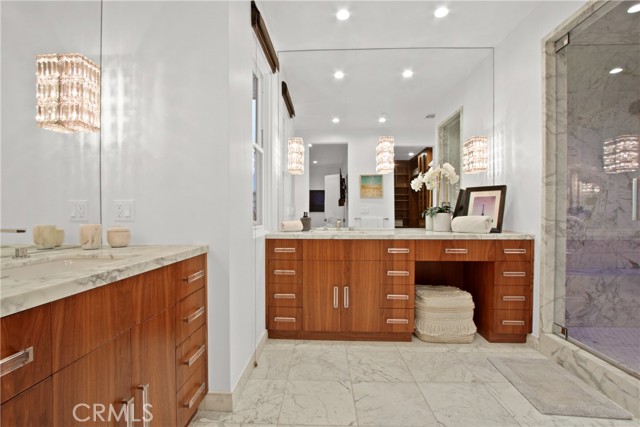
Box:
489, 357, 632, 420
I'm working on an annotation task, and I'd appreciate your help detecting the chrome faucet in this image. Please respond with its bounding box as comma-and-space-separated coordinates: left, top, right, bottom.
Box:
336, 219, 342, 231
323, 219, 328, 231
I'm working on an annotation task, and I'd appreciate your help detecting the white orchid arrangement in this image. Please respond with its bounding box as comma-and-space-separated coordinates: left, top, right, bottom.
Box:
410, 163, 459, 217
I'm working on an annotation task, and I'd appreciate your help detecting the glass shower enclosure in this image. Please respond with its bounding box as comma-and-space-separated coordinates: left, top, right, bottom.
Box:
554, 1, 640, 378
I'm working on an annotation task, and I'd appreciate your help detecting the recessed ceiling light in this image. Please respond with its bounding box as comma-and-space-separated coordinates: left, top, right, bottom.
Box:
308, 144, 313, 147
336, 9, 350, 20
334, 71, 345, 79
313, 160, 318, 164
609, 67, 623, 74
434, 6, 449, 18
408, 152, 415, 156
402, 69, 414, 78
378, 117, 387, 123
628, 3, 640, 13
332, 117, 340, 123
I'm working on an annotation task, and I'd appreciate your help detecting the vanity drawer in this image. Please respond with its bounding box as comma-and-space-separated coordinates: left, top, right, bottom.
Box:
380, 241, 415, 261
176, 288, 207, 345
267, 260, 303, 284
176, 325, 207, 389
380, 261, 414, 284
349, 240, 382, 260
178, 254, 207, 300
176, 359, 207, 427
1, 377, 51, 427
267, 239, 302, 260
267, 282, 302, 307
268, 307, 302, 331
380, 285, 414, 309
303, 240, 347, 260
494, 286, 531, 310
416, 240, 494, 261
379, 309, 414, 333
493, 310, 531, 335
495, 240, 533, 261
495, 262, 532, 286
1, 304, 51, 403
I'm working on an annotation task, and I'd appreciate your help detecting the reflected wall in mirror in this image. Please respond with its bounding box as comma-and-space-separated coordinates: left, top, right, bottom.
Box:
308, 144, 348, 228
1, 2, 102, 252
281, 48, 494, 228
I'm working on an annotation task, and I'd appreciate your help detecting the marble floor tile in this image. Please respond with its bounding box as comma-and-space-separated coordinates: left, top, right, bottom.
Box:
445, 334, 534, 353
346, 340, 400, 353
348, 350, 413, 383
418, 382, 519, 427
353, 382, 439, 426
218, 379, 285, 425
395, 336, 453, 353
279, 380, 357, 426
402, 352, 476, 382
250, 349, 293, 380
289, 348, 350, 381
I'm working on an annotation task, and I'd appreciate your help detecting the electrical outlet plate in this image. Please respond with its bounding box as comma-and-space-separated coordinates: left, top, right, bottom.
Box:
69, 200, 88, 221
114, 200, 135, 221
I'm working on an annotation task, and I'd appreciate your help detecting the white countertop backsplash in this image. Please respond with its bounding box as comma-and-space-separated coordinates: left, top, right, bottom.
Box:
266, 228, 534, 240
0, 245, 208, 317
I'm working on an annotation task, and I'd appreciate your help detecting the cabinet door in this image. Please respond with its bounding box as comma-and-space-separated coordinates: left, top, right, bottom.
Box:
1, 377, 52, 427
303, 261, 343, 332
131, 307, 176, 427
342, 261, 380, 332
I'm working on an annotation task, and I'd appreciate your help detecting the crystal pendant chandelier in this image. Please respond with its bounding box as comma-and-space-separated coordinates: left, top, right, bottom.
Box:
375, 136, 395, 174
36, 53, 101, 133
603, 135, 639, 174
288, 137, 305, 175
463, 136, 488, 174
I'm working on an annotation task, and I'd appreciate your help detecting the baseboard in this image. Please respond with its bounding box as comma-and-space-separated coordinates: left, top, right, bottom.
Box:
203, 330, 268, 412
526, 333, 539, 351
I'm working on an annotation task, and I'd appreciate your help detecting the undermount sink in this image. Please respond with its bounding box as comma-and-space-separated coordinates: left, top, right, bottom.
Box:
1, 256, 131, 281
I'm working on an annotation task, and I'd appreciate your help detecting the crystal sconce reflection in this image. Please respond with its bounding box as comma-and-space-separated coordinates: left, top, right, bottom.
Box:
603, 135, 639, 174
463, 136, 488, 174
288, 137, 305, 175
36, 53, 101, 133
376, 136, 395, 174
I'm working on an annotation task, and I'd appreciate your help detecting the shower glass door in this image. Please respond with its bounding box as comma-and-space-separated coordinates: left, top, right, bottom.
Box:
554, 1, 640, 377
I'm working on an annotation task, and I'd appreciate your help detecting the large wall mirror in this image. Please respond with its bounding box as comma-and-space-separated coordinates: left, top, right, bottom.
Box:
280, 47, 494, 228
1, 1, 102, 254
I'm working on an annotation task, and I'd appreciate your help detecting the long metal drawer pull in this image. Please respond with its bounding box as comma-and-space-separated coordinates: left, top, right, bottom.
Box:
274, 247, 295, 253
274, 317, 296, 323
502, 296, 526, 302
344, 286, 349, 308
138, 384, 150, 427
502, 320, 525, 326
387, 271, 410, 276
185, 344, 206, 366
386, 318, 409, 324
274, 269, 296, 275
387, 294, 409, 300
504, 248, 526, 254
333, 286, 339, 308
0, 346, 34, 377
183, 306, 205, 323
185, 383, 206, 409
503, 272, 526, 277
274, 293, 296, 299
183, 269, 205, 283
122, 397, 134, 427
388, 248, 410, 254
445, 248, 468, 254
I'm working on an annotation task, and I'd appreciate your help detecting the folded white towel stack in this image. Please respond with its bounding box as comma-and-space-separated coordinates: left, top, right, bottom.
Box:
280, 220, 303, 232
451, 215, 493, 233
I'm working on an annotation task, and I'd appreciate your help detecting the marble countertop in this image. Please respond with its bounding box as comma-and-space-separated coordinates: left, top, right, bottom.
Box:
0, 245, 208, 317
267, 228, 534, 240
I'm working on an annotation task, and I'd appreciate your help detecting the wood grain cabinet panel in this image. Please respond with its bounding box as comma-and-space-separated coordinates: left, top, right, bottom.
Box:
176, 325, 207, 389
380, 284, 414, 309
268, 307, 303, 331
267, 282, 302, 308
342, 261, 380, 333
416, 240, 494, 261
348, 240, 382, 260
495, 262, 533, 286
380, 261, 415, 285
495, 240, 533, 261
176, 360, 207, 427
266, 239, 302, 260
267, 260, 303, 284
1, 304, 51, 403
493, 310, 532, 335
1, 378, 52, 427
178, 254, 206, 300
303, 261, 344, 332
176, 287, 207, 345
132, 265, 176, 324
493, 286, 532, 310
380, 240, 415, 261
379, 309, 414, 333
303, 240, 347, 260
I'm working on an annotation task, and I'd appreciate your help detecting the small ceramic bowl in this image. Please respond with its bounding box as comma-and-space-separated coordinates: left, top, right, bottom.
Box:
107, 227, 131, 248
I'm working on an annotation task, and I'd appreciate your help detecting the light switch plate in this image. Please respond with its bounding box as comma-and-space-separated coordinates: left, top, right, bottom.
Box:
69, 200, 88, 221
114, 200, 135, 221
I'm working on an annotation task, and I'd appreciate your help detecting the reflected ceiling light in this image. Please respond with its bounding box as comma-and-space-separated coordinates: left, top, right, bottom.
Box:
332, 117, 340, 123
376, 136, 395, 174
434, 7, 449, 18
313, 160, 318, 164
408, 152, 415, 156
603, 135, 639, 174
334, 70, 345, 79
336, 9, 350, 20
628, 3, 640, 13
308, 143, 313, 147
402, 69, 414, 78
463, 136, 488, 174
609, 67, 623, 74
288, 137, 305, 175
378, 116, 387, 123
36, 53, 100, 133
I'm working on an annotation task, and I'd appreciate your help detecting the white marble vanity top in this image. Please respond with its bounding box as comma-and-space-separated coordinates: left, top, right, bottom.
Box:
0, 245, 208, 317
267, 228, 534, 240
